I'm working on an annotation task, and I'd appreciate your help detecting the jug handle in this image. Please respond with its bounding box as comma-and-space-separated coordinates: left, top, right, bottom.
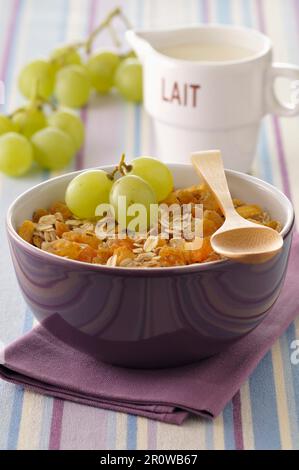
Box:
125, 30, 151, 64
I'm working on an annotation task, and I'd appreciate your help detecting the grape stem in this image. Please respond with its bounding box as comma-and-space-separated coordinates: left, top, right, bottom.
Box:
10, 7, 133, 122
48, 7, 133, 67
85, 7, 132, 53
108, 153, 132, 180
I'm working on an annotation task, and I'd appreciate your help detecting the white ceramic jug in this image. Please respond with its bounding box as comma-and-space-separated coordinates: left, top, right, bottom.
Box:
126, 25, 299, 172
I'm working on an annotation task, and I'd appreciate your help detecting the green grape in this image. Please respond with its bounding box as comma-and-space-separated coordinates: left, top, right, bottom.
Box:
18, 59, 55, 100
109, 175, 157, 230
65, 170, 113, 219
0, 132, 33, 177
0, 115, 18, 135
12, 107, 47, 138
48, 108, 84, 151
86, 51, 120, 94
31, 127, 74, 170
121, 50, 136, 60
50, 46, 82, 72
114, 58, 142, 103
130, 157, 174, 202
55, 65, 91, 108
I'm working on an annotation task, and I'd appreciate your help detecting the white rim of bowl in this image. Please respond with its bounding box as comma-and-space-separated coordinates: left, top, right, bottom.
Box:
6, 163, 295, 274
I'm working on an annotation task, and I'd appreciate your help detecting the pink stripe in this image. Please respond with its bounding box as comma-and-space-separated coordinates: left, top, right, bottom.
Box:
0, 0, 20, 79
255, 0, 266, 33
202, 0, 210, 23
272, 117, 292, 199
232, 393, 244, 450
147, 420, 157, 450
49, 399, 64, 450
75, 0, 98, 170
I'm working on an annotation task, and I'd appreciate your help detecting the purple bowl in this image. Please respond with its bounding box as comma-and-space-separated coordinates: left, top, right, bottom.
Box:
6, 164, 294, 368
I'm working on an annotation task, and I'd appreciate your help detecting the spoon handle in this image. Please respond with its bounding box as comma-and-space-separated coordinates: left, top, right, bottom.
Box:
191, 150, 236, 217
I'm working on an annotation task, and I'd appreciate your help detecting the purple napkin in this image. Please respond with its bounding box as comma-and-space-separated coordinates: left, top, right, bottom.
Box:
1, 235, 298, 425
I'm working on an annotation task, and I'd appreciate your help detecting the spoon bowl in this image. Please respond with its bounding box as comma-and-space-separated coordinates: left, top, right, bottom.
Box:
192, 150, 284, 264
211, 223, 283, 264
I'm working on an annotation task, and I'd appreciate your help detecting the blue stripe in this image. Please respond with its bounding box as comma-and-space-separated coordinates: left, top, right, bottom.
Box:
2, 0, 24, 113
106, 410, 117, 450
241, 0, 253, 26
249, 352, 281, 449
0, 0, 25, 451
197, 0, 206, 21
126, 414, 137, 450
222, 402, 235, 449
7, 309, 33, 450
239, 1, 273, 183
258, 124, 274, 184
4, 0, 70, 450
242, 0, 284, 451
6, 386, 25, 450
39, 397, 54, 450
125, 1, 143, 448
216, 0, 232, 24
205, 419, 214, 449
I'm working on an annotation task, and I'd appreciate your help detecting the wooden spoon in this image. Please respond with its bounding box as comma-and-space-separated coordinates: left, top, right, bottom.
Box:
191, 150, 283, 264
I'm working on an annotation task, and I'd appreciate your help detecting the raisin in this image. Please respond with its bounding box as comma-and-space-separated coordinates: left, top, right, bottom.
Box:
18, 220, 35, 243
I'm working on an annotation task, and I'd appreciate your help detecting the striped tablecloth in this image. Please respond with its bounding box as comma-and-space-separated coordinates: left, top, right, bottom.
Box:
0, 0, 298, 450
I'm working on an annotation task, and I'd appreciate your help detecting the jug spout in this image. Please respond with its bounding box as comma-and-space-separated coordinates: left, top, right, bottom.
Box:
125, 30, 152, 64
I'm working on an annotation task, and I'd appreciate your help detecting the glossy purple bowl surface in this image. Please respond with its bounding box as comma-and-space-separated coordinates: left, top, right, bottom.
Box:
6, 164, 294, 368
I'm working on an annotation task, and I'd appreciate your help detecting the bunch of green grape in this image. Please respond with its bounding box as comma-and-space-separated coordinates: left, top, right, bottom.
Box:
0, 107, 84, 176
17, 46, 142, 109
0, 8, 142, 178
65, 157, 174, 229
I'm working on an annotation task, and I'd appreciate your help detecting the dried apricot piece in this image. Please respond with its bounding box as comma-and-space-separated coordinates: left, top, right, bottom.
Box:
32, 208, 49, 223
62, 231, 100, 249
113, 246, 134, 264
42, 239, 82, 259
49, 201, 72, 220
93, 246, 114, 264
233, 198, 245, 208
157, 237, 167, 248
186, 238, 213, 264
55, 220, 70, 237
203, 218, 218, 237
265, 220, 281, 231
203, 192, 220, 212
33, 235, 43, 248
203, 210, 223, 228
18, 220, 35, 243
77, 245, 98, 263
236, 204, 262, 219
106, 237, 134, 250
159, 246, 186, 266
